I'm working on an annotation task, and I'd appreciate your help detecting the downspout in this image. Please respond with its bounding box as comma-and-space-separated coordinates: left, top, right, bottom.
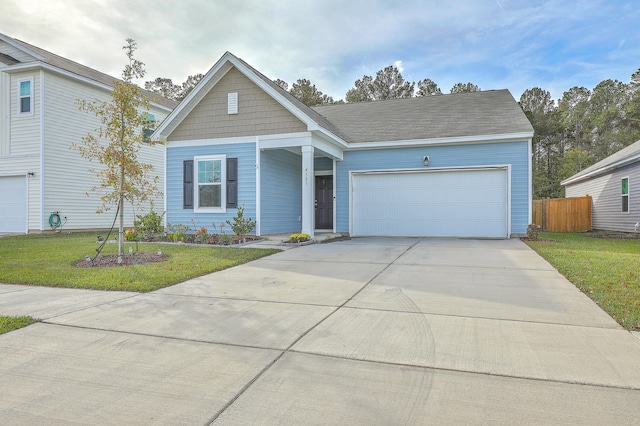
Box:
528, 136, 533, 226
255, 136, 261, 236
39, 69, 45, 231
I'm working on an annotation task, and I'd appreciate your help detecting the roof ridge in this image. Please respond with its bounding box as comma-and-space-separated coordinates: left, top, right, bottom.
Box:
312, 89, 510, 110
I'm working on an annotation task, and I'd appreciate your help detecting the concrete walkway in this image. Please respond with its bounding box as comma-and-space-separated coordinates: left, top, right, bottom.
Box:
1, 238, 639, 424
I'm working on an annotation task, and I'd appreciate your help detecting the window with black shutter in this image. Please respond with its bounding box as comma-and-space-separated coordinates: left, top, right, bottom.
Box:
183, 160, 193, 209
227, 157, 238, 208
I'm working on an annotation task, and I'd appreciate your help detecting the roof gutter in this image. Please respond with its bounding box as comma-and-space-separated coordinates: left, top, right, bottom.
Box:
561, 153, 640, 186
345, 131, 534, 150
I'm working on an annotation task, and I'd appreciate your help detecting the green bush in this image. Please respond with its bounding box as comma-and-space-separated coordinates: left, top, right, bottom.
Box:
527, 224, 542, 240
226, 202, 256, 236
135, 206, 165, 238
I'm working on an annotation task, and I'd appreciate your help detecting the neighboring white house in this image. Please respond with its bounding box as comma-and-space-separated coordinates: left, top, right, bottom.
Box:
0, 33, 176, 233
562, 139, 640, 233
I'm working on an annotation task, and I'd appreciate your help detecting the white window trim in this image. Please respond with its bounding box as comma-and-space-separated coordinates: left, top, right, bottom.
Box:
17, 77, 34, 117
194, 155, 226, 213
622, 176, 630, 214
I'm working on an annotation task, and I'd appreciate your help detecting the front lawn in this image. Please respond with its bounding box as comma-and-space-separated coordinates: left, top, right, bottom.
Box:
0, 232, 279, 292
525, 232, 640, 330
0, 316, 36, 334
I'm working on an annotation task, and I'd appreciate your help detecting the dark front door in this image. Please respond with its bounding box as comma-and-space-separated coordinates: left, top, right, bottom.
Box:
315, 175, 333, 229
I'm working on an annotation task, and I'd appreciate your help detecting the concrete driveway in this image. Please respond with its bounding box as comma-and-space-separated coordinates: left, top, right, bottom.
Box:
1, 238, 639, 424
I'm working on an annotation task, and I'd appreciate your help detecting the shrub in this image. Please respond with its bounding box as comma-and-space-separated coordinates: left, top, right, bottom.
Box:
288, 233, 310, 243
226, 202, 256, 236
527, 224, 542, 240
166, 223, 188, 242
134, 206, 165, 238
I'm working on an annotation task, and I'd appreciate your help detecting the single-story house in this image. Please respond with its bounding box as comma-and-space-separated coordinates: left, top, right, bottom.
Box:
562, 139, 640, 232
0, 33, 176, 233
154, 52, 534, 239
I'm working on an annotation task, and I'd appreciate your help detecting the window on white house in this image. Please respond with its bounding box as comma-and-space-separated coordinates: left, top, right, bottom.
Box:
142, 113, 155, 143
18, 78, 34, 115
622, 177, 629, 213
195, 155, 226, 212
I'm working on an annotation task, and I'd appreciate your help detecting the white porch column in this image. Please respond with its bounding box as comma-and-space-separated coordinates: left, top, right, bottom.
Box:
301, 145, 315, 238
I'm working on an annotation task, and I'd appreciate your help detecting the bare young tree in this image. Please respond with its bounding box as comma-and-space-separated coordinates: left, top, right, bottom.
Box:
71, 39, 162, 258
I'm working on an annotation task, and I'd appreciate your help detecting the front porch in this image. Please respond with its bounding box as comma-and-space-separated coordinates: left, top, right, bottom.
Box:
257, 132, 342, 238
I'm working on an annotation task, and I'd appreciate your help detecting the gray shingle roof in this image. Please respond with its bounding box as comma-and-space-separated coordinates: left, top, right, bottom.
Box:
0, 52, 19, 65
562, 139, 640, 185
3, 34, 177, 109
311, 90, 533, 143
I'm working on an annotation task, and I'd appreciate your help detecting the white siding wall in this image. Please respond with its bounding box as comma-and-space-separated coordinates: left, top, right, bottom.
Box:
0, 71, 7, 156
42, 71, 169, 230
1, 70, 41, 231
565, 163, 640, 232
9, 70, 40, 156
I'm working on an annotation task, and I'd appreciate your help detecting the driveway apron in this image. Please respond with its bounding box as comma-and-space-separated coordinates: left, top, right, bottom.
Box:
1, 238, 639, 424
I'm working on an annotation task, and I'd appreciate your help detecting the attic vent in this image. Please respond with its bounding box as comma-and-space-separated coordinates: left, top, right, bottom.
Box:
228, 92, 238, 115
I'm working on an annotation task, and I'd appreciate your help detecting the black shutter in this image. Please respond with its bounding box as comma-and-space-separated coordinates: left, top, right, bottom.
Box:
183, 160, 193, 209
226, 157, 238, 208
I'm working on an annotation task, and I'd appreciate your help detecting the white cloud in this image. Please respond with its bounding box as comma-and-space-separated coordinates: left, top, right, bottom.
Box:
2, 0, 639, 101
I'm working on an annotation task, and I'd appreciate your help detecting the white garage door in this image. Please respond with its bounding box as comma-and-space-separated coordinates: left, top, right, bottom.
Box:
352, 168, 508, 238
0, 176, 27, 233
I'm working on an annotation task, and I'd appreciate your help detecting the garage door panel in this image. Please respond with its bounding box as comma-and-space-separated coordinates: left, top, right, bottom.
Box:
0, 176, 27, 233
352, 169, 507, 238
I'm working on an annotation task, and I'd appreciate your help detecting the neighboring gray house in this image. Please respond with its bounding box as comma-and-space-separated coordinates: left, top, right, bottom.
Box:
155, 52, 534, 239
562, 139, 640, 232
0, 33, 176, 233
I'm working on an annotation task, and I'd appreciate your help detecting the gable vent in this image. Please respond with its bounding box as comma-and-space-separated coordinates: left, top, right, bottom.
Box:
228, 92, 238, 114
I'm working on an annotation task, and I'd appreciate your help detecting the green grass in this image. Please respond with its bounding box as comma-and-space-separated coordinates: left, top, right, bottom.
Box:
0, 316, 37, 334
0, 232, 279, 292
525, 232, 640, 330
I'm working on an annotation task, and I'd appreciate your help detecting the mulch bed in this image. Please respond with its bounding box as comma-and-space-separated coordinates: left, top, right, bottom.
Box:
76, 253, 169, 268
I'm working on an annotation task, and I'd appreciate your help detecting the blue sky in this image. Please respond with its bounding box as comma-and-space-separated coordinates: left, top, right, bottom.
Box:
2, 0, 639, 102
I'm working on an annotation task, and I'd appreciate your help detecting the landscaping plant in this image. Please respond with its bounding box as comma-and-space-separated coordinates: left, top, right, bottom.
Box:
226, 202, 256, 236
71, 39, 162, 257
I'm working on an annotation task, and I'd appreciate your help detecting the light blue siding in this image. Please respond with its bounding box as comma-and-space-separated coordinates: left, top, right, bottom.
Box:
260, 149, 302, 234
335, 141, 530, 235
166, 143, 257, 234
314, 157, 333, 172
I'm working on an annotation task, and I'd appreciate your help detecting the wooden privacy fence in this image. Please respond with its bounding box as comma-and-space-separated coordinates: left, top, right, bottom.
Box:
532, 196, 592, 232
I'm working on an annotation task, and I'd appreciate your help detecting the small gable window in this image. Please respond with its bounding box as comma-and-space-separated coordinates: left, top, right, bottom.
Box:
143, 113, 155, 143
18, 77, 34, 115
622, 177, 629, 213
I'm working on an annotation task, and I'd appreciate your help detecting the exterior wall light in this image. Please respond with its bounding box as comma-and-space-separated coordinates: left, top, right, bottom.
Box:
423, 156, 430, 166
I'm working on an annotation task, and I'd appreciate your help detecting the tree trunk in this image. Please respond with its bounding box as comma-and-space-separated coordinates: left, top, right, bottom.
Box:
118, 162, 125, 257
